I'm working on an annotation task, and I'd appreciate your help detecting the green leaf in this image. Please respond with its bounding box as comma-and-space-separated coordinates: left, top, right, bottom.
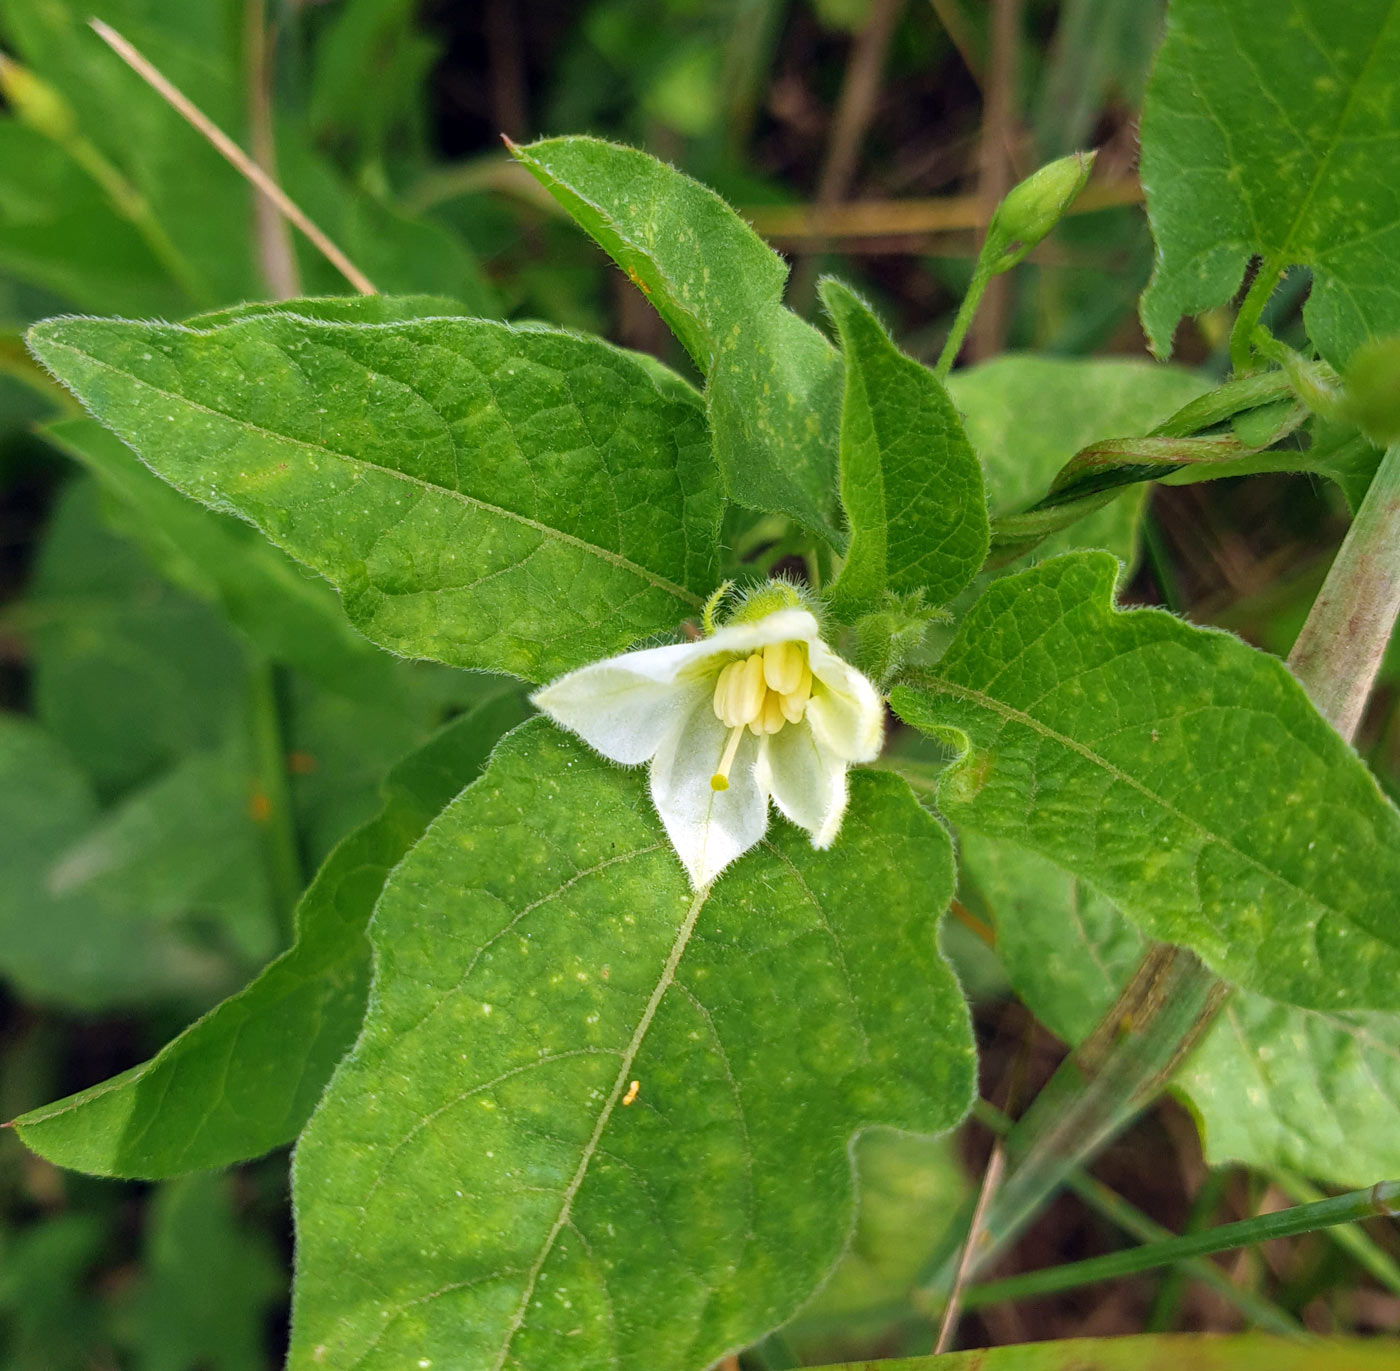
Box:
891, 551, 1400, 1011
946, 355, 1209, 568
801, 1333, 1400, 1371
43, 417, 425, 711
782, 1131, 969, 1347
0, 713, 231, 1009
0, 1214, 109, 1371
1139, 0, 1400, 365
820, 280, 988, 611
14, 694, 526, 1178
511, 135, 845, 542
289, 721, 974, 1370
963, 832, 1400, 1193
49, 744, 277, 967
27, 312, 722, 681
24, 477, 246, 797
123, 1172, 283, 1371
0, 119, 182, 316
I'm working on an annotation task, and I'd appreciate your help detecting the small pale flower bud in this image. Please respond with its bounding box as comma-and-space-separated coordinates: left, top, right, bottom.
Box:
983, 150, 1096, 275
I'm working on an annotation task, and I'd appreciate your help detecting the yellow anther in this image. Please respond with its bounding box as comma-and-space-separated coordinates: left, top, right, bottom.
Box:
734, 653, 767, 725
712, 660, 741, 724
763, 640, 805, 695
759, 692, 787, 735
780, 664, 813, 723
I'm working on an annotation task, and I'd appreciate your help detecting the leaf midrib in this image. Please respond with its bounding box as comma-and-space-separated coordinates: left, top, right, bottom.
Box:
488, 882, 711, 1371
38, 335, 705, 610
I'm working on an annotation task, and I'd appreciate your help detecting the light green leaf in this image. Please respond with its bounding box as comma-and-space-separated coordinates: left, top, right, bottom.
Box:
0, 713, 231, 1010
782, 1131, 968, 1349
14, 694, 525, 1178
820, 280, 988, 611
803, 1333, 1400, 1371
49, 744, 277, 967
511, 135, 845, 541
946, 355, 1209, 568
891, 551, 1400, 1011
961, 831, 1400, 1195
290, 722, 975, 1371
124, 1172, 283, 1371
24, 477, 246, 798
1139, 0, 1400, 365
27, 312, 722, 681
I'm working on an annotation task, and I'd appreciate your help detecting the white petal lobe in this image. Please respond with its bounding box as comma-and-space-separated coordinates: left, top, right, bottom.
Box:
651, 696, 769, 886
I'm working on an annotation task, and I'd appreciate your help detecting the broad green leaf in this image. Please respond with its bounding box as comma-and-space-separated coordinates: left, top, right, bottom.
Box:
0, 1214, 109, 1371
25, 477, 246, 797
0, 713, 231, 1009
186, 294, 472, 329
804, 1333, 1400, 1371
962, 833, 1400, 1189
49, 744, 277, 967
14, 694, 526, 1178
1139, 0, 1400, 365
512, 135, 845, 541
27, 313, 722, 681
891, 551, 1400, 1012
290, 722, 975, 1371
123, 1172, 283, 1371
0, 119, 183, 316
820, 280, 988, 611
781, 1132, 968, 1350
43, 417, 427, 711
946, 355, 1209, 568
0, 0, 496, 311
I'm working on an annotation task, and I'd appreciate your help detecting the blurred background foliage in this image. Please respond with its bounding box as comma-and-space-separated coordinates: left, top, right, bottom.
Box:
0, 1, 1392, 1367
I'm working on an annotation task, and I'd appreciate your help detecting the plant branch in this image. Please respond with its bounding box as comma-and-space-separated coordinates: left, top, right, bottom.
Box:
1286, 441, 1400, 740
1229, 254, 1287, 373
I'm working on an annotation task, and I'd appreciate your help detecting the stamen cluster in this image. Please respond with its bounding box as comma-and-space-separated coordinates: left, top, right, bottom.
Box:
710, 642, 813, 790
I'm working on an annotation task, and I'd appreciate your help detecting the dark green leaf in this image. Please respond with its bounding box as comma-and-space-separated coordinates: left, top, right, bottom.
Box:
290, 722, 974, 1370
0, 713, 232, 1009
14, 694, 526, 1178
892, 551, 1400, 1011
1139, 0, 1400, 365
123, 1172, 283, 1371
27, 312, 722, 681
820, 279, 988, 611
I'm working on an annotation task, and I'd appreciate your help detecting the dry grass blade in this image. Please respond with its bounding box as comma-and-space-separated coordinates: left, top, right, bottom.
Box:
88, 18, 376, 296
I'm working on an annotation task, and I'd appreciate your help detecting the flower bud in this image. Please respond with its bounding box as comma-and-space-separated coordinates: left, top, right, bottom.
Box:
983, 150, 1096, 275
1342, 337, 1400, 448
0, 55, 79, 144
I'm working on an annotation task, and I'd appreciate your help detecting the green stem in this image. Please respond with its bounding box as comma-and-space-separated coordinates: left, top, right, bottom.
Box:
960, 1181, 1400, 1309
917, 945, 1227, 1308
247, 655, 302, 941
1150, 370, 1294, 438
1286, 441, 1400, 740
1229, 254, 1287, 374
1272, 1170, 1400, 1298
972, 1103, 1301, 1337
934, 261, 992, 381
1147, 1167, 1230, 1331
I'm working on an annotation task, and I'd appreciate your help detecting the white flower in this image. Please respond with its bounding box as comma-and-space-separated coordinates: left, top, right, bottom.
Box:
531, 602, 884, 887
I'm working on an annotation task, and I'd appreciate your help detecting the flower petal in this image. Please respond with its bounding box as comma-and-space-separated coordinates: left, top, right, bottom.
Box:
650, 696, 768, 887
805, 637, 885, 762
757, 725, 849, 847
531, 608, 824, 766
532, 651, 709, 765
